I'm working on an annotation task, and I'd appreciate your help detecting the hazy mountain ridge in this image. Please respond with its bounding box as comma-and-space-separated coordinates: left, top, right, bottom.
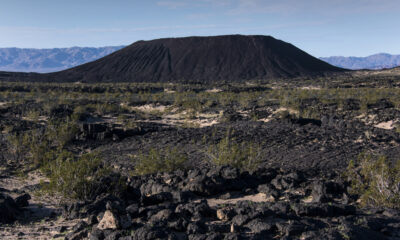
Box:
0, 46, 125, 73
1, 45, 399, 74
321, 53, 400, 70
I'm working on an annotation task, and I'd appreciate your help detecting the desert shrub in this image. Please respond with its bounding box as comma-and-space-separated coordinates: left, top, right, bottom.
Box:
45, 118, 79, 150
207, 131, 262, 172
95, 103, 121, 115
346, 153, 400, 208
123, 119, 140, 130
396, 123, 400, 133
277, 110, 292, 119
6, 133, 31, 163
72, 105, 87, 120
133, 147, 188, 175
6, 130, 50, 166
299, 107, 320, 119
27, 130, 53, 166
6, 118, 79, 166
25, 110, 40, 121
41, 151, 116, 200
181, 120, 201, 128
238, 92, 256, 109
173, 92, 203, 113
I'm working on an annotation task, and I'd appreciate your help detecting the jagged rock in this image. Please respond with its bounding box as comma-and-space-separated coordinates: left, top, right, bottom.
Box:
142, 192, 173, 206
97, 210, 120, 230
77, 194, 121, 218
0, 193, 20, 223
231, 214, 252, 227
223, 232, 243, 240
368, 99, 394, 109
293, 203, 356, 217
208, 222, 231, 233
245, 219, 274, 234
88, 214, 99, 225
130, 226, 168, 240
103, 230, 122, 240
276, 222, 305, 237
55, 225, 68, 233
149, 209, 174, 223
72, 221, 89, 233
338, 222, 388, 240
311, 181, 345, 203
219, 166, 240, 180
140, 180, 172, 196
187, 221, 207, 234
125, 203, 139, 218
168, 218, 189, 232
15, 193, 31, 208
216, 208, 235, 221
171, 190, 196, 203
89, 229, 105, 240
257, 184, 279, 200
119, 214, 132, 229
65, 229, 89, 240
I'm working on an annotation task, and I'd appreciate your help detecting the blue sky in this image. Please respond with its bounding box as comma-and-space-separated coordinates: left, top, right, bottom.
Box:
0, 0, 399, 57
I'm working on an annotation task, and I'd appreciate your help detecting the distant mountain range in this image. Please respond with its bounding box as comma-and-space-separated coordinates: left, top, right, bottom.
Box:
0, 45, 399, 73
0, 46, 125, 73
320, 53, 400, 70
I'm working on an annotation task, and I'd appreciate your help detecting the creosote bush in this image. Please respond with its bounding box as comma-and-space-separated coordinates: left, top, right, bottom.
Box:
207, 130, 262, 172
45, 118, 79, 150
6, 133, 31, 163
6, 117, 120, 200
132, 147, 188, 175
41, 151, 116, 200
346, 153, 400, 209
6, 118, 79, 166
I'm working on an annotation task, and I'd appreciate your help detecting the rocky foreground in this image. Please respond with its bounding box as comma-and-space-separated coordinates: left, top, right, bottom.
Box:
1, 81, 400, 239
1, 165, 400, 240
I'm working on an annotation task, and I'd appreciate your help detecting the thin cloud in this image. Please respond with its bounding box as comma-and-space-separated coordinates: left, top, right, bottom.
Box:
157, 1, 188, 9
156, 0, 233, 9
226, 0, 400, 15
155, 0, 400, 17
0, 24, 227, 35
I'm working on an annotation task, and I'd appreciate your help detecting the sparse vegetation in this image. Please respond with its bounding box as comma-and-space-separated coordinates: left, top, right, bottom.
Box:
1, 81, 400, 202
6, 118, 79, 166
132, 147, 188, 175
207, 130, 262, 172
346, 153, 400, 209
41, 151, 116, 200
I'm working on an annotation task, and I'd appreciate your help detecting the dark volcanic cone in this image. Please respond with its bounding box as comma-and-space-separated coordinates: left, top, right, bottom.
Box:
1, 35, 345, 83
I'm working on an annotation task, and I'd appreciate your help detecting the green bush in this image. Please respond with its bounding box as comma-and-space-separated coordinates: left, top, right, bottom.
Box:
346, 153, 400, 208
72, 105, 87, 120
27, 130, 53, 166
45, 118, 79, 150
41, 151, 114, 200
25, 110, 40, 121
207, 131, 262, 172
6, 118, 79, 167
6, 133, 31, 163
133, 147, 188, 175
